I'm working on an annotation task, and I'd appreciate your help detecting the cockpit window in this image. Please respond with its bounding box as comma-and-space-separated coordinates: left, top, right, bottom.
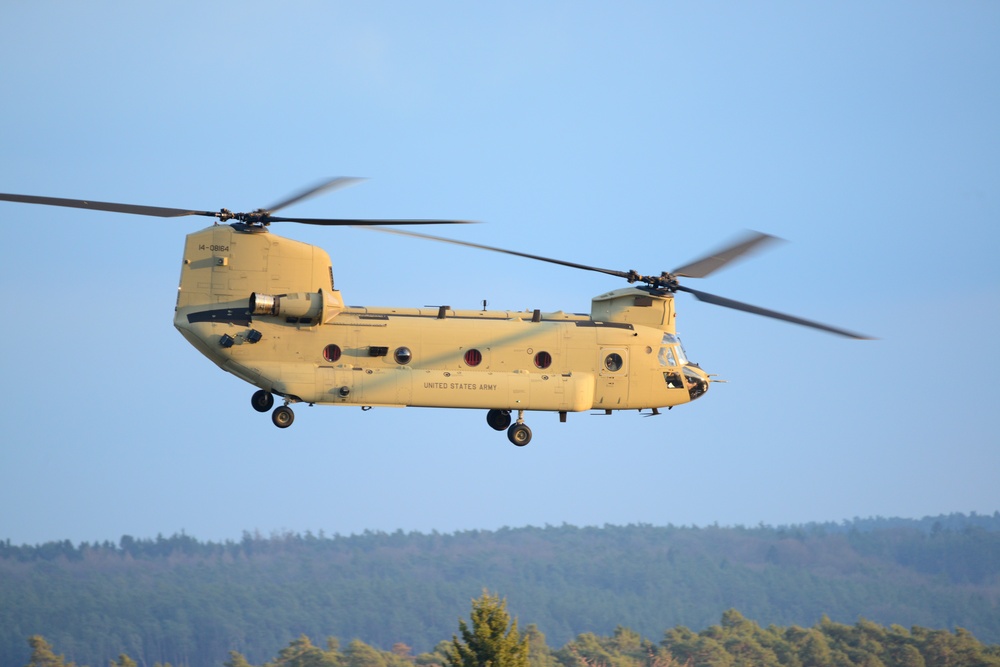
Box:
662, 334, 689, 364
664, 371, 684, 389
658, 347, 677, 366
675, 342, 688, 365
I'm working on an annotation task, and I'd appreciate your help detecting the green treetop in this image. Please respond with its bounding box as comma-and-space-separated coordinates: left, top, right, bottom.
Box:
447, 591, 529, 667
24, 636, 75, 667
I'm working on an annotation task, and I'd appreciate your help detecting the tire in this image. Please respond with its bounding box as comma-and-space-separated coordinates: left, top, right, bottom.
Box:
272, 405, 295, 428
251, 390, 274, 413
486, 409, 512, 431
507, 423, 532, 447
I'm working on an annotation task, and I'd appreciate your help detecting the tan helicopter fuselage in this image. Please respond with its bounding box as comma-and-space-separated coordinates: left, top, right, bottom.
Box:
173, 224, 710, 415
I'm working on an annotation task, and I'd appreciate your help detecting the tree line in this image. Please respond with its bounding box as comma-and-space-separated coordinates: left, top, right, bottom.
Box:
22, 604, 1000, 667
3, 514, 999, 666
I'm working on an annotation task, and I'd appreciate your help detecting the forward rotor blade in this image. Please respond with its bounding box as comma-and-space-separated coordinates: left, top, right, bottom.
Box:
270, 217, 476, 226
362, 225, 870, 338
264, 177, 366, 214
0, 193, 215, 218
675, 285, 872, 339
360, 226, 631, 279
672, 231, 782, 278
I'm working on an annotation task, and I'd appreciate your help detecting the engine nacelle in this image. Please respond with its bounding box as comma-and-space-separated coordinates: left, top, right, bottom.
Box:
250, 292, 323, 319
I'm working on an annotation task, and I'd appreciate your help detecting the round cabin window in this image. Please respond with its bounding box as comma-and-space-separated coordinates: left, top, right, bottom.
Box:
604, 353, 623, 372
323, 344, 341, 362
394, 347, 412, 365
464, 349, 482, 367
534, 351, 552, 369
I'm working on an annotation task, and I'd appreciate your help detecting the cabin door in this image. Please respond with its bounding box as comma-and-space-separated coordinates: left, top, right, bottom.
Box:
596, 347, 629, 407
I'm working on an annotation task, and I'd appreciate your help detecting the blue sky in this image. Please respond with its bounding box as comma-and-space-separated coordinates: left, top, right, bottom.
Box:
1, 2, 998, 546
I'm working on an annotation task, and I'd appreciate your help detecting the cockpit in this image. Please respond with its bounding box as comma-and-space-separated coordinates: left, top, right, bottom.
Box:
657, 333, 688, 366
658, 333, 708, 400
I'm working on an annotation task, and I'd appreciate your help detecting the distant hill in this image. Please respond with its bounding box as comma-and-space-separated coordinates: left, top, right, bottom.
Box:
2, 513, 998, 667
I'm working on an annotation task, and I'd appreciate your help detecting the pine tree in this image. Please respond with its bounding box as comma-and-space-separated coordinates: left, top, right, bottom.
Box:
447, 591, 529, 667
523, 624, 558, 667
24, 636, 73, 667
110, 655, 138, 667
266, 635, 341, 667
346, 639, 389, 667
225, 651, 255, 667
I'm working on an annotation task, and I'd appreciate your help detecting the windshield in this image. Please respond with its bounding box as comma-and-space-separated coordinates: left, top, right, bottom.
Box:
661, 333, 688, 365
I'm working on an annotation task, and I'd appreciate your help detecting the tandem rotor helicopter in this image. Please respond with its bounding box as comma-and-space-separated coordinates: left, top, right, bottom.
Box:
0, 179, 869, 446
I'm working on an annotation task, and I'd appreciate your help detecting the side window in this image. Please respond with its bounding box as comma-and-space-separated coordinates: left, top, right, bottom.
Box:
600, 349, 627, 375
534, 351, 552, 369
464, 349, 483, 367
604, 353, 624, 372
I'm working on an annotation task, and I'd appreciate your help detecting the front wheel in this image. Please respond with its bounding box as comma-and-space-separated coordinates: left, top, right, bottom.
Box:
272, 405, 295, 428
507, 423, 532, 447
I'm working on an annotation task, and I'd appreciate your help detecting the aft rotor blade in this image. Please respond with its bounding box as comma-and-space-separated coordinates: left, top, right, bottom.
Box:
675, 285, 872, 339
264, 177, 366, 214
0, 193, 215, 218
672, 231, 782, 278
361, 226, 632, 279
270, 217, 476, 226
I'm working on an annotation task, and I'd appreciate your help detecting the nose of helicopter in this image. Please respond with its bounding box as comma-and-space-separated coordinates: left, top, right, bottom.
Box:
683, 365, 710, 401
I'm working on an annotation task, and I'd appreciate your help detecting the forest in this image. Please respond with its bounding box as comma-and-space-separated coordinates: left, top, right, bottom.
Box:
3, 513, 999, 667
21, 610, 1000, 667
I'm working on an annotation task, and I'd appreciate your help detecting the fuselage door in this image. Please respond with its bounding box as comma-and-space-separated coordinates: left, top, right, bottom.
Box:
596, 347, 629, 407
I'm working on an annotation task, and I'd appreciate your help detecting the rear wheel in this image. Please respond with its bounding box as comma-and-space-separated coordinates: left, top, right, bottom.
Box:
272, 405, 294, 428
507, 423, 532, 447
486, 409, 512, 431
251, 390, 274, 413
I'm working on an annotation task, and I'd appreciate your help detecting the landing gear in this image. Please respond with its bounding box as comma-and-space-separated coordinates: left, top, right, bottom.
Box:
507, 422, 532, 446
271, 405, 294, 428
486, 409, 535, 446
251, 389, 274, 413
486, 409, 512, 431
252, 389, 294, 428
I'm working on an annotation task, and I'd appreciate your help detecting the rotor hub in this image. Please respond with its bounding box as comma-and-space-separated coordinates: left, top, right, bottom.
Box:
626, 270, 678, 291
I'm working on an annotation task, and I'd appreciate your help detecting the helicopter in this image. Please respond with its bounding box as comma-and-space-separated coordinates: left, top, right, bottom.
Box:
0, 179, 868, 446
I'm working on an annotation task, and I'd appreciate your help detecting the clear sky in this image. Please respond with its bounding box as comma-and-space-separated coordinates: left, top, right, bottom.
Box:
1, 2, 998, 546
